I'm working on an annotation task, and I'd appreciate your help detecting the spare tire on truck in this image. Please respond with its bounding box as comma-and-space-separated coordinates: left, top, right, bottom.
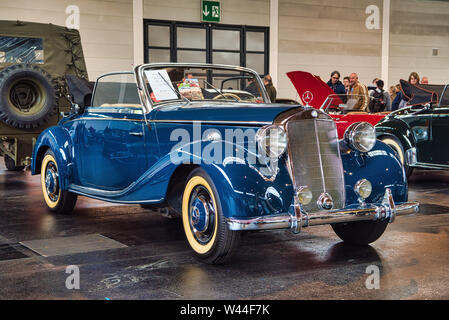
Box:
0, 64, 58, 129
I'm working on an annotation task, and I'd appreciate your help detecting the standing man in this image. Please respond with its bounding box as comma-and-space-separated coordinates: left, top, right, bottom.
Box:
369, 79, 391, 112
264, 74, 277, 102
343, 76, 351, 94
349, 73, 369, 111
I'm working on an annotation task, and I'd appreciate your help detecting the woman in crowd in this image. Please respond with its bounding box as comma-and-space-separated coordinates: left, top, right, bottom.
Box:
392, 72, 420, 111
389, 85, 398, 102
327, 71, 346, 94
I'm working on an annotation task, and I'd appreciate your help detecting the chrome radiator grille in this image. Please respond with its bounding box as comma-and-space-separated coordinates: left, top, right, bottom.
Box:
286, 118, 346, 213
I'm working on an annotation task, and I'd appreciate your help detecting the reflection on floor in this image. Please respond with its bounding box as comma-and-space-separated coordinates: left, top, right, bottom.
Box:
0, 165, 448, 299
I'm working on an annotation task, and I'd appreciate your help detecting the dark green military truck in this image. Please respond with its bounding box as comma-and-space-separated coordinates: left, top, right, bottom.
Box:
0, 20, 88, 170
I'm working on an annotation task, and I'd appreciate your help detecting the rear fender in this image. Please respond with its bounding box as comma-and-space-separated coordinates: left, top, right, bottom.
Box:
31, 127, 74, 190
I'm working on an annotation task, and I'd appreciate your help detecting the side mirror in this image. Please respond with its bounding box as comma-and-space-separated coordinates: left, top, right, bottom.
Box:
412, 103, 432, 115
67, 94, 84, 115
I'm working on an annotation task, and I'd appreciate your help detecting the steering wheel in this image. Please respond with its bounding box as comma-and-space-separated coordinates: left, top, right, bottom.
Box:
212, 93, 241, 101
326, 105, 343, 113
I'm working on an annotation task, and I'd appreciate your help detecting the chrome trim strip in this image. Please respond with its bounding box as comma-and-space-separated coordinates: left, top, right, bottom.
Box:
227, 188, 419, 231
313, 119, 326, 191
71, 117, 146, 122
411, 162, 449, 170
148, 119, 272, 125
66, 117, 271, 126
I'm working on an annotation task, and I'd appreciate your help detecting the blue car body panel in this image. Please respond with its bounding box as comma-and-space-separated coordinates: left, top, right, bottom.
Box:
32, 100, 408, 218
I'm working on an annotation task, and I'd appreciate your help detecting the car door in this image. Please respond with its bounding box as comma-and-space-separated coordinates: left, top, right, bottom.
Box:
74, 72, 155, 191
428, 106, 449, 165
400, 106, 433, 163
76, 106, 147, 190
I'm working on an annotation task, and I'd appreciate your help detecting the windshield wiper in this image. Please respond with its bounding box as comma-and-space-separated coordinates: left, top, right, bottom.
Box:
157, 72, 190, 106
204, 79, 239, 102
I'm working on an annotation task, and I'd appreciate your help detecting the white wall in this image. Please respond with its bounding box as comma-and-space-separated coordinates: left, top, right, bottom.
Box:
143, 0, 270, 25
0, 0, 134, 80
1, 0, 448, 92
277, 0, 383, 100
389, 0, 449, 86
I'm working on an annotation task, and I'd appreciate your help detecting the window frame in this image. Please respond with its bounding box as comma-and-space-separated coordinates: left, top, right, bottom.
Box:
144, 19, 269, 76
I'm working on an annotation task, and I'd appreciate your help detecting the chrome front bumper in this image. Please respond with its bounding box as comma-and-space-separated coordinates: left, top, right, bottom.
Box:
227, 188, 419, 233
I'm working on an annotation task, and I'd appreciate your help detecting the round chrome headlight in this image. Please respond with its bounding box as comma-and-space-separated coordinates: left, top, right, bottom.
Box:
354, 179, 372, 199
344, 122, 376, 152
297, 186, 312, 205
256, 125, 288, 158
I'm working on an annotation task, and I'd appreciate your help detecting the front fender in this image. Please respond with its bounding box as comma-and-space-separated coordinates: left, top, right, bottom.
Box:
162, 139, 295, 219
341, 140, 408, 205
31, 126, 74, 190
202, 159, 294, 219
375, 117, 415, 150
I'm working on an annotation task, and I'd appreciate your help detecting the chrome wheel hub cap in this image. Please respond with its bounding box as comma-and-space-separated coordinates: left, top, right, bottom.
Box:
45, 162, 59, 202
189, 186, 215, 244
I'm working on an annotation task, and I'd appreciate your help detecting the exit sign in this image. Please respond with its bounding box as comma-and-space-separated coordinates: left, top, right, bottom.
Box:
201, 0, 221, 22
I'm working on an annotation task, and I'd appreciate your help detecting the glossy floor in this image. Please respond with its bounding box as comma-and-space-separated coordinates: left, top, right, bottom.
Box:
0, 164, 448, 300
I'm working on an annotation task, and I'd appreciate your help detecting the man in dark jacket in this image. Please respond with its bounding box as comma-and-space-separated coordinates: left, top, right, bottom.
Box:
264, 74, 277, 102
327, 70, 346, 95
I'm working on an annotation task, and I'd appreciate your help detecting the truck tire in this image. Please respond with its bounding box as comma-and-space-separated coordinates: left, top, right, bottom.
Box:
4, 155, 25, 171
0, 64, 59, 129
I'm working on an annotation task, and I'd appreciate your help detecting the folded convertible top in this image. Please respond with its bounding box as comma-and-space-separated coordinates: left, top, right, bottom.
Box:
400, 79, 449, 107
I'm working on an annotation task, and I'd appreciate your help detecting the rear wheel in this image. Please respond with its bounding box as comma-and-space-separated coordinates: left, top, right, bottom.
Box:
40, 150, 77, 214
182, 168, 240, 264
380, 136, 413, 178
4, 155, 25, 171
331, 220, 389, 245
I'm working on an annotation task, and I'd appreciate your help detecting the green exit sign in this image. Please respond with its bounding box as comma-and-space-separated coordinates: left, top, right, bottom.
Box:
201, 0, 221, 22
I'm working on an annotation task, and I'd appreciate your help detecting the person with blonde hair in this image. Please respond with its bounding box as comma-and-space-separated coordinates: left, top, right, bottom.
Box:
389, 85, 398, 101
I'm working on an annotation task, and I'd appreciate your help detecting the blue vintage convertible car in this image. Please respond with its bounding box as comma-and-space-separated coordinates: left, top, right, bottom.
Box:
31, 63, 419, 264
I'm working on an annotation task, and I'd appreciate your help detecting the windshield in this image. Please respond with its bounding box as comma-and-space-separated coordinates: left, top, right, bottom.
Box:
321, 94, 386, 114
139, 64, 268, 106
92, 72, 140, 108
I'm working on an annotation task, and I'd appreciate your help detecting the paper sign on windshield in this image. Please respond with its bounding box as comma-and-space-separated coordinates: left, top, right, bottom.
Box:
144, 69, 178, 101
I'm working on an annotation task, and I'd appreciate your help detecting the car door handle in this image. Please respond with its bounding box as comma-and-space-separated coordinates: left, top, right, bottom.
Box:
129, 132, 143, 137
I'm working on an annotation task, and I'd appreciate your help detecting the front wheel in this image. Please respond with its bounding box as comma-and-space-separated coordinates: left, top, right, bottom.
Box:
331, 220, 389, 245
380, 136, 413, 178
182, 168, 240, 264
41, 150, 77, 214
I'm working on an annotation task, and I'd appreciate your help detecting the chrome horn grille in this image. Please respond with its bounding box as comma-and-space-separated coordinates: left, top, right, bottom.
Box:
285, 110, 346, 213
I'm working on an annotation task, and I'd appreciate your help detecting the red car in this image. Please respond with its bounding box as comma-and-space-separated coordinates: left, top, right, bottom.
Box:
287, 71, 389, 137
